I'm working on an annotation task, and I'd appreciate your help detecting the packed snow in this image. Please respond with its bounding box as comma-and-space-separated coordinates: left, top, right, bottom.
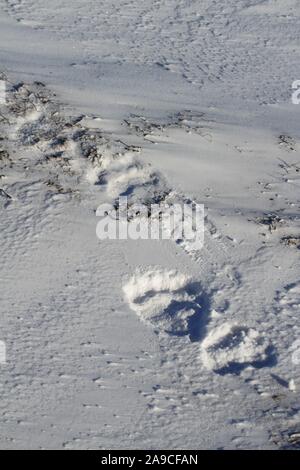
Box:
0, 0, 300, 450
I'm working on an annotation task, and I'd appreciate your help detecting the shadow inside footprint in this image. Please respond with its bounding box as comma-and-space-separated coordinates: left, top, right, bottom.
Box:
215, 345, 277, 376
157, 282, 211, 342
189, 291, 211, 342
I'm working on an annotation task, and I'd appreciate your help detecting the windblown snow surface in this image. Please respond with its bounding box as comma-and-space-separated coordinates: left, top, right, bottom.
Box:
1, 0, 300, 450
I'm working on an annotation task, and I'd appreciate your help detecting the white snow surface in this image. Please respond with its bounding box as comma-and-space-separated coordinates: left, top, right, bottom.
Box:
0, 0, 300, 450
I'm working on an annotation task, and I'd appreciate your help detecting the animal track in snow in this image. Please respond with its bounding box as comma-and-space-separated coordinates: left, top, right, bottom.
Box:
123, 267, 202, 337
276, 282, 300, 363
123, 268, 270, 373
0, 76, 210, 263
106, 165, 158, 200
92, 140, 170, 207
278, 283, 300, 313
201, 323, 269, 373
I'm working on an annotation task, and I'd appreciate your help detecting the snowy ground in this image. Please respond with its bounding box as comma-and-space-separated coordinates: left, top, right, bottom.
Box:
0, 0, 300, 450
